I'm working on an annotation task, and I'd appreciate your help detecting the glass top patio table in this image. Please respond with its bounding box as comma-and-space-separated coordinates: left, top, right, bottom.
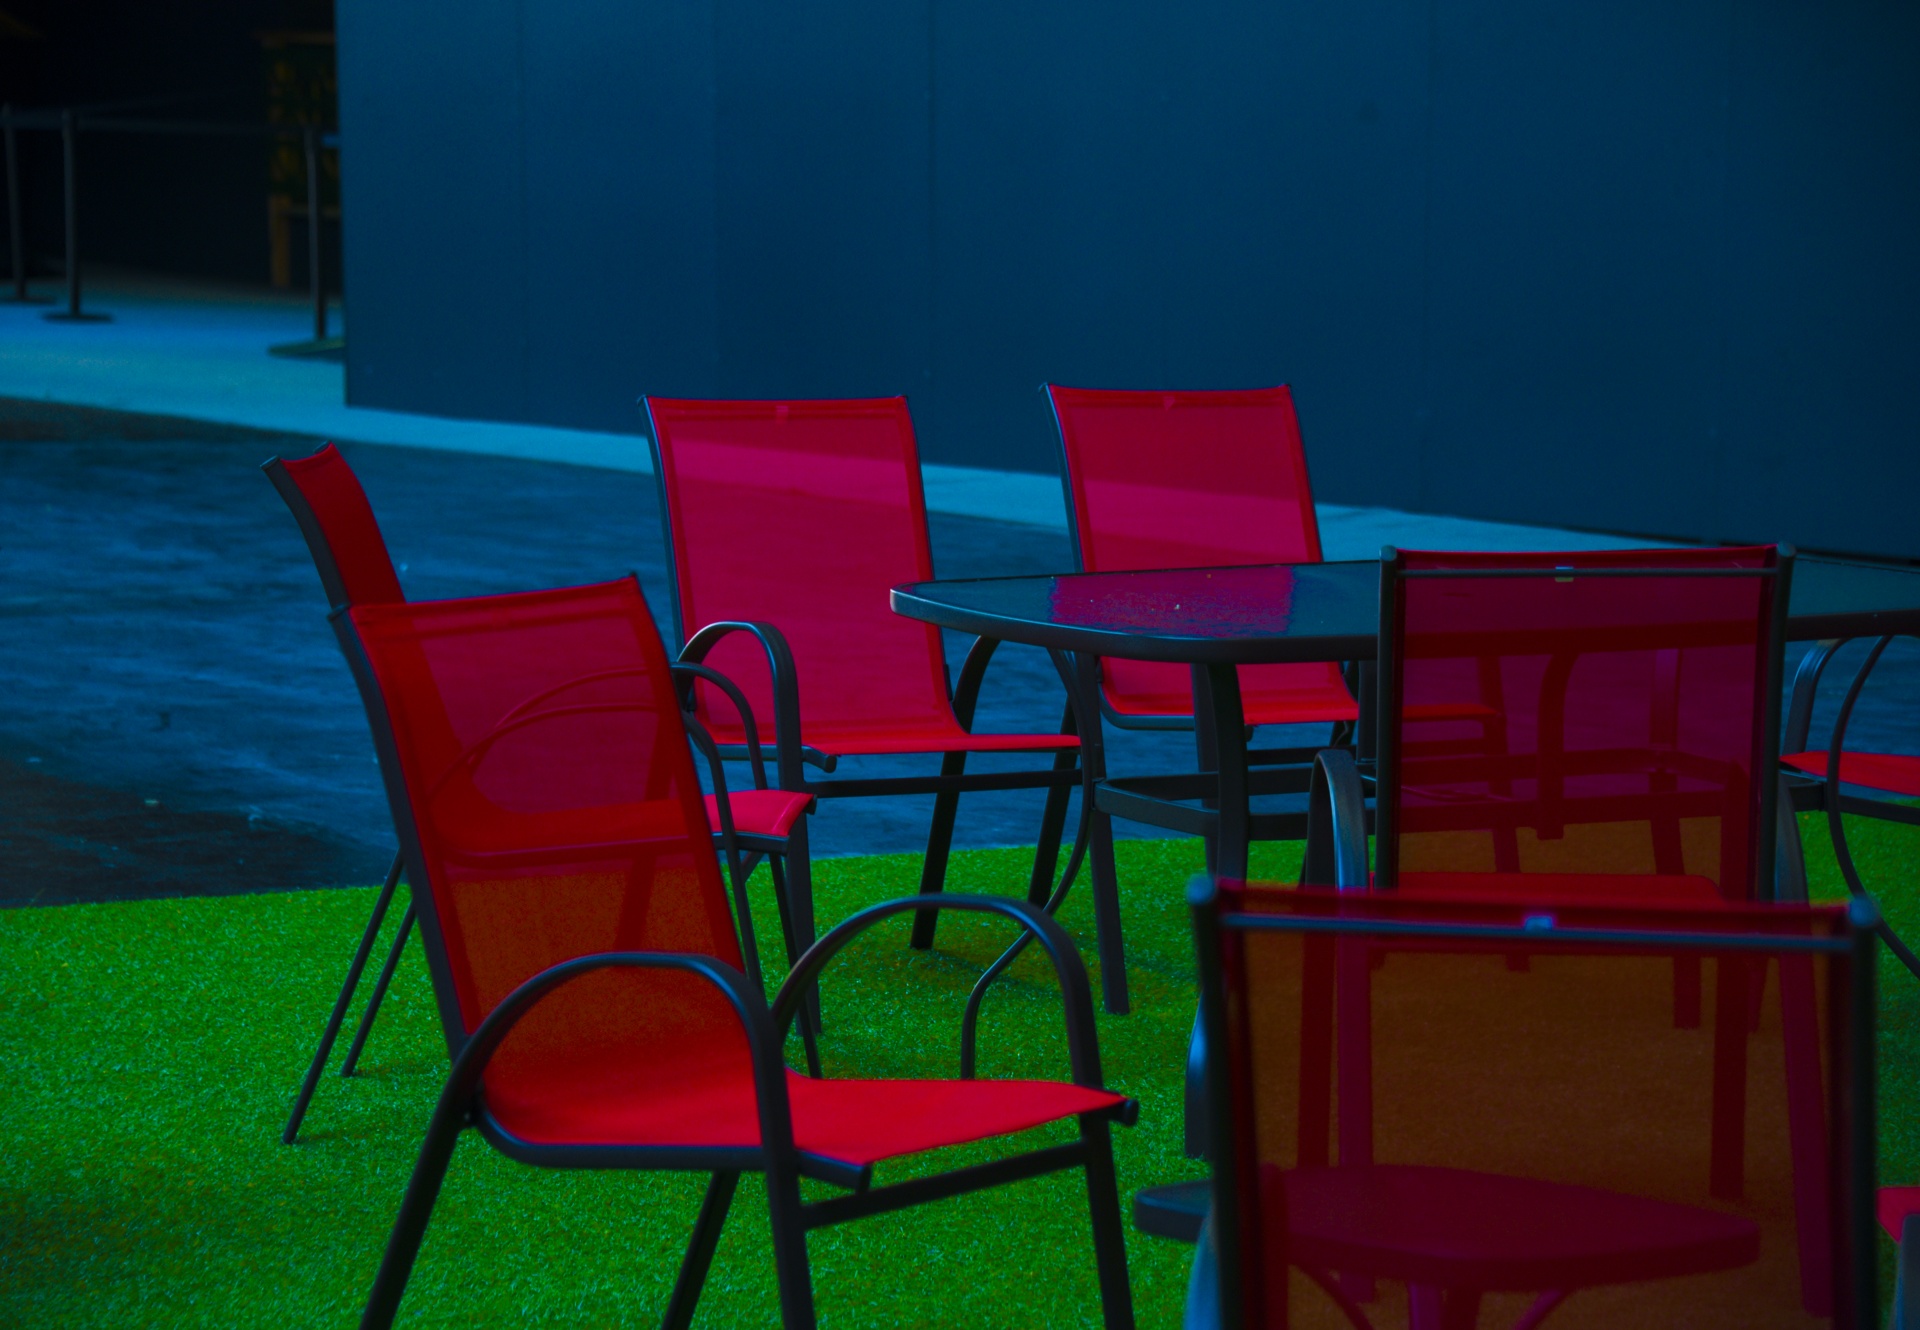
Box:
891, 553, 1920, 662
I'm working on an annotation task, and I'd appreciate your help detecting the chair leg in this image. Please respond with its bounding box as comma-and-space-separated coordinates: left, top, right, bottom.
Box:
283, 850, 402, 1145
1086, 802, 1128, 1015
1080, 1116, 1137, 1330
782, 818, 824, 1041
1028, 756, 1076, 907
359, 1094, 467, 1329
768, 856, 822, 1078
764, 1162, 818, 1330
911, 750, 969, 949
663, 1171, 739, 1330
1709, 957, 1750, 1201
342, 900, 415, 1078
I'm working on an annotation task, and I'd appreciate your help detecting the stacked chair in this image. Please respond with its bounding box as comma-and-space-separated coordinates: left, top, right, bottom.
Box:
1184, 880, 1878, 1329
265, 443, 818, 1141
333, 575, 1137, 1328
1172, 543, 1889, 1325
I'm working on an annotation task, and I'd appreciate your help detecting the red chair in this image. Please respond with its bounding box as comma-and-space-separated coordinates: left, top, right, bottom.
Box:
336, 577, 1138, 1329
1184, 880, 1878, 1330
1297, 545, 1847, 1309
1877, 1188, 1920, 1328
263, 444, 814, 1146
1362, 545, 1795, 908
643, 397, 1102, 998
1045, 384, 1358, 741
1781, 633, 1920, 975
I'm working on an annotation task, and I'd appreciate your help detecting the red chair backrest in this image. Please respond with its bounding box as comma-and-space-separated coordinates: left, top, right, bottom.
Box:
1378, 546, 1785, 898
1047, 384, 1323, 572
265, 442, 406, 608
339, 578, 745, 1096
1046, 384, 1347, 718
643, 396, 957, 744
1198, 881, 1870, 1328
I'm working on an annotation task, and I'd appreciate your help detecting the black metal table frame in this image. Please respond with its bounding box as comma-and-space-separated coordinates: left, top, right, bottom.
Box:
892, 551, 1920, 1240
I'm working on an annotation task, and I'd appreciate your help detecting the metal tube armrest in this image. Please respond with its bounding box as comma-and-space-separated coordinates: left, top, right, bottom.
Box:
1301, 748, 1369, 891
680, 620, 824, 783
770, 894, 1110, 1090
672, 660, 770, 790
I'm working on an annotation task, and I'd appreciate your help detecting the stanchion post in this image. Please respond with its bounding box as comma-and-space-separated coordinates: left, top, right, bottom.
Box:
60, 109, 78, 315
45, 108, 108, 322
3, 104, 49, 305
305, 124, 325, 340
5, 105, 21, 300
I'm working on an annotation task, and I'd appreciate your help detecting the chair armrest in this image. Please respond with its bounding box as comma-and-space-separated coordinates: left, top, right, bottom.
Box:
1782, 639, 1846, 755
1300, 748, 1368, 890
682, 711, 765, 987
672, 660, 769, 790
1182, 1210, 1222, 1330
442, 951, 797, 1155
1896, 1213, 1920, 1330
770, 893, 1111, 1091
680, 620, 824, 784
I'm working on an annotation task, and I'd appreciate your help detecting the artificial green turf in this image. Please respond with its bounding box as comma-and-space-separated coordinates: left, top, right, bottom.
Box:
0, 817, 1914, 1328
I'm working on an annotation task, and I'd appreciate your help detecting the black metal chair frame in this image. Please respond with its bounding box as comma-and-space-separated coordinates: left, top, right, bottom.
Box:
264, 452, 815, 1140
1182, 874, 1880, 1330
1783, 633, 1920, 977
333, 600, 1138, 1329
1038, 389, 1364, 918
644, 421, 1099, 985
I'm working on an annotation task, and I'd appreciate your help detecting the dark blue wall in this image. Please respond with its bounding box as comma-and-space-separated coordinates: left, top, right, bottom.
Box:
337, 0, 1920, 559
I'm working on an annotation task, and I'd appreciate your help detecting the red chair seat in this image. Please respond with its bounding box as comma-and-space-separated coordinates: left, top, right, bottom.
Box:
1396, 871, 1726, 905
797, 722, 1079, 760
1280, 1163, 1760, 1291
1783, 750, 1920, 798
705, 788, 814, 840
1879, 1185, 1920, 1238
1104, 660, 1359, 725
487, 1060, 1125, 1168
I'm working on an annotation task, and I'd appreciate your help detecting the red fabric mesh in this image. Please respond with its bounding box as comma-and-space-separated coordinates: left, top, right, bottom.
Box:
1383, 547, 1778, 900
1782, 750, 1920, 798
704, 789, 814, 840
647, 397, 1075, 757
1046, 385, 1355, 724
349, 579, 1114, 1163
347, 580, 747, 1106
280, 443, 406, 606
487, 1064, 1122, 1166
1213, 884, 1851, 1328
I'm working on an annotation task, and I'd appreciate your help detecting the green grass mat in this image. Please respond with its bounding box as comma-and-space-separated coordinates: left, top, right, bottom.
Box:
1, 818, 1915, 1327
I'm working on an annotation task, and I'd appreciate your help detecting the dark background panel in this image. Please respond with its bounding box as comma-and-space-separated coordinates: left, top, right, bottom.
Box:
336, 0, 529, 422
522, 0, 719, 429
329, 0, 1920, 559
1156, 0, 1430, 510
711, 0, 932, 402
930, 0, 1175, 470
1712, 0, 1920, 556
1418, 0, 1730, 539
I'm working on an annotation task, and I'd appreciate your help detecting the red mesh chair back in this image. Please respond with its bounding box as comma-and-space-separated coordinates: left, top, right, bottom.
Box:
643, 396, 960, 749
1194, 881, 1875, 1328
1377, 546, 1788, 901
1045, 384, 1352, 722
265, 442, 406, 608
338, 578, 746, 1109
